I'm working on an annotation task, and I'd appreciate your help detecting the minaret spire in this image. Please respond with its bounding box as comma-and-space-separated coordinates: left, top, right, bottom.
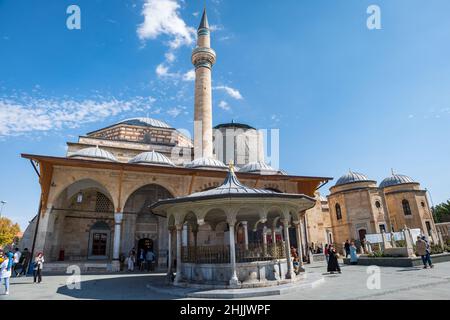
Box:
198, 8, 209, 30
192, 7, 216, 159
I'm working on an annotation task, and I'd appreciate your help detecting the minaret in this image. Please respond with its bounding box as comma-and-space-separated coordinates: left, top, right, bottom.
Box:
192, 8, 216, 159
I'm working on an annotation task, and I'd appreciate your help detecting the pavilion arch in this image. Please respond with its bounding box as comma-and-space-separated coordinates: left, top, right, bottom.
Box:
50, 178, 116, 210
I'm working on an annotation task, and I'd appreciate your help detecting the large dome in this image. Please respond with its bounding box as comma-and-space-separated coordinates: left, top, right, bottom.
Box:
129, 151, 175, 166
379, 173, 416, 188
117, 117, 172, 129
335, 170, 369, 186
184, 157, 227, 169
238, 161, 286, 175
68, 146, 117, 162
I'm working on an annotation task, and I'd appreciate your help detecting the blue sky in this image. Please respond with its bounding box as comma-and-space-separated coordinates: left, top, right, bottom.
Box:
1, 0, 450, 229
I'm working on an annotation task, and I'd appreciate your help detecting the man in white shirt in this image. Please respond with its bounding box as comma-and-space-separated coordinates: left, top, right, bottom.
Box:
12, 248, 21, 277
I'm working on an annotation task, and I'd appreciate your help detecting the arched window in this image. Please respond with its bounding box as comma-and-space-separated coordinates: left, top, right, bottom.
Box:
402, 199, 412, 216
335, 203, 342, 220
375, 201, 381, 209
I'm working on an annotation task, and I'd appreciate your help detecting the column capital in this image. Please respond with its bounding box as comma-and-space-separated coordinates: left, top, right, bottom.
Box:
175, 223, 184, 231
240, 221, 248, 227
114, 212, 123, 224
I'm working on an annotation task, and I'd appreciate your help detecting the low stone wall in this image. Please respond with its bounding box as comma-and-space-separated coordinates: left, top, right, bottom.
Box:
343, 253, 450, 267
180, 259, 290, 287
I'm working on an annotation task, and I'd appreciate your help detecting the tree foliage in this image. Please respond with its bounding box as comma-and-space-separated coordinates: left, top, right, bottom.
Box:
433, 200, 450, 223
0, 217, 21, 248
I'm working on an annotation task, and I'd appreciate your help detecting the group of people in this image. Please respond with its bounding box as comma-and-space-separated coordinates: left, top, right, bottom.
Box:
125, 248, 156, 272
0, 247, 45, 295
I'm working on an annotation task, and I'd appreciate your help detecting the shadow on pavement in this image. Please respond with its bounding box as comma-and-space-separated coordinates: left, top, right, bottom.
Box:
56, 274, 176, 300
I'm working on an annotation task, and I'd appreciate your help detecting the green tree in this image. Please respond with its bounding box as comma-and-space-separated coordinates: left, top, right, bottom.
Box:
0, 217, 21, 248
433, 200, 450, 223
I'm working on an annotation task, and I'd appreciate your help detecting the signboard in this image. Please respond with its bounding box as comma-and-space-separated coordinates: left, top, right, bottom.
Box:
365, 233, 382, 243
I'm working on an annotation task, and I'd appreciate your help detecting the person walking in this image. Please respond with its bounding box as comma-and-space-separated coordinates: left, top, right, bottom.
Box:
0, 252, 11, 295
324, 244, 329, 263
12, 248, 21, 277
19, 248, 30, 276
416, 236, 433, 269
349, 241, 358, 265
127, 250, 136, 271
145, 250, 155, 272
33, 252, 44, 283
344, 240, 351, 258
327, 244, 341, 274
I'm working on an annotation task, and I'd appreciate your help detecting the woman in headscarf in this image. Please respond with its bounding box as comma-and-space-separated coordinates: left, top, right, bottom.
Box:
327, 244, 341, 274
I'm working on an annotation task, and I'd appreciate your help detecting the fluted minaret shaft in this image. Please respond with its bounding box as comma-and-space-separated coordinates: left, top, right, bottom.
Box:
192, 9, 216, 159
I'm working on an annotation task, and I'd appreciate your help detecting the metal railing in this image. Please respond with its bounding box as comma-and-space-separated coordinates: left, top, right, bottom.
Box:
181, 242, 286, 264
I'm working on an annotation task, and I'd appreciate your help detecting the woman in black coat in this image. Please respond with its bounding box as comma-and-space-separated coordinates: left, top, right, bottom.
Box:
327, 245, 341, 274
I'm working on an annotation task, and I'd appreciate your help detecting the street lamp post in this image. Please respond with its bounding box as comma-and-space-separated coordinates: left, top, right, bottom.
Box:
0, 200, 6, 218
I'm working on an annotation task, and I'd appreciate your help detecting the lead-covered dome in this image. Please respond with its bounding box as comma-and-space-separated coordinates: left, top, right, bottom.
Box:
68, 146, 117, 162
379, 173, 416, 188
129, 151, 175, 166
184, 157, 227, 169
238, 161, 286, 175
335, 170, 369, 186
117, 117, 172, 129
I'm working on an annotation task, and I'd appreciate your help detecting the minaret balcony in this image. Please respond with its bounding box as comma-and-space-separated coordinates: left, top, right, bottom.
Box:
191, 47, 217, 67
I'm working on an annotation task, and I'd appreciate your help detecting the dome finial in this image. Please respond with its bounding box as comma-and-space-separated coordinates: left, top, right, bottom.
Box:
228, 159, 235, 173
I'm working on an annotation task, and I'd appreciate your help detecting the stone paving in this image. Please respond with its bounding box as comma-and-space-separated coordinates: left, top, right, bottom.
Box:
1, 261, 449, 300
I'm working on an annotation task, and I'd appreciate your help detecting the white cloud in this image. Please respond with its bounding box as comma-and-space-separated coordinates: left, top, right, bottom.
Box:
182, 69, 195, 81
166, 107, 183, 117
137, 0, 195, 49
165, 52, 176, 62
0, 95, 155, 137
214, 86, 243, 100
218, 100, 230, 111
156, 63, 170, 77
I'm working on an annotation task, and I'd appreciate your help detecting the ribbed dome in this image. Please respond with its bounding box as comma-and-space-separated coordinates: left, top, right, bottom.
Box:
184, 157, 227, 169
118, 117, 172, 129
238, 161, 286, 175
129, 151, 175, 166
69, 146, 117, 162
335, 171, 369, 186
379, 173, 416, 188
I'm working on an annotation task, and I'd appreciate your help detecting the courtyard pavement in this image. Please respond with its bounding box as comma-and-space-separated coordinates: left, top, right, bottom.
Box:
1, 260, 449, 300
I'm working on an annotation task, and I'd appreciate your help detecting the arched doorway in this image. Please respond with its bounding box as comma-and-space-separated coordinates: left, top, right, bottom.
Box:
358, 229, 367, 241
123, 184, 173, 269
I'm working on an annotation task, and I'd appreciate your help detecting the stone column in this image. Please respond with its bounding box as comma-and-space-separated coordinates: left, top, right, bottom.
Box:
281, 218, 295, 279
272, 225, 277, 245
228, 218, 240, 287
192, 224, 199, 262
241, 221, 249, 250
112, 212, 123, 271
294, 221, 304, 268
174, 224, 183, 284
167, 227, 174, 280
262, 226, 268, 256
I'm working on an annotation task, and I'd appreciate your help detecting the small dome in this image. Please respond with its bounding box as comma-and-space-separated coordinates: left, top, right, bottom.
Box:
379, 173, 416, 188
68, 147, 117, 162
335, 171, 369, 186
185, 157, 227, 169
238, 161, 286, 175
129, 151, 175, 166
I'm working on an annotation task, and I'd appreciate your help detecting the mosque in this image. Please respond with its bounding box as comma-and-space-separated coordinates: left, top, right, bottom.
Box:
20, 10, 437, 280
